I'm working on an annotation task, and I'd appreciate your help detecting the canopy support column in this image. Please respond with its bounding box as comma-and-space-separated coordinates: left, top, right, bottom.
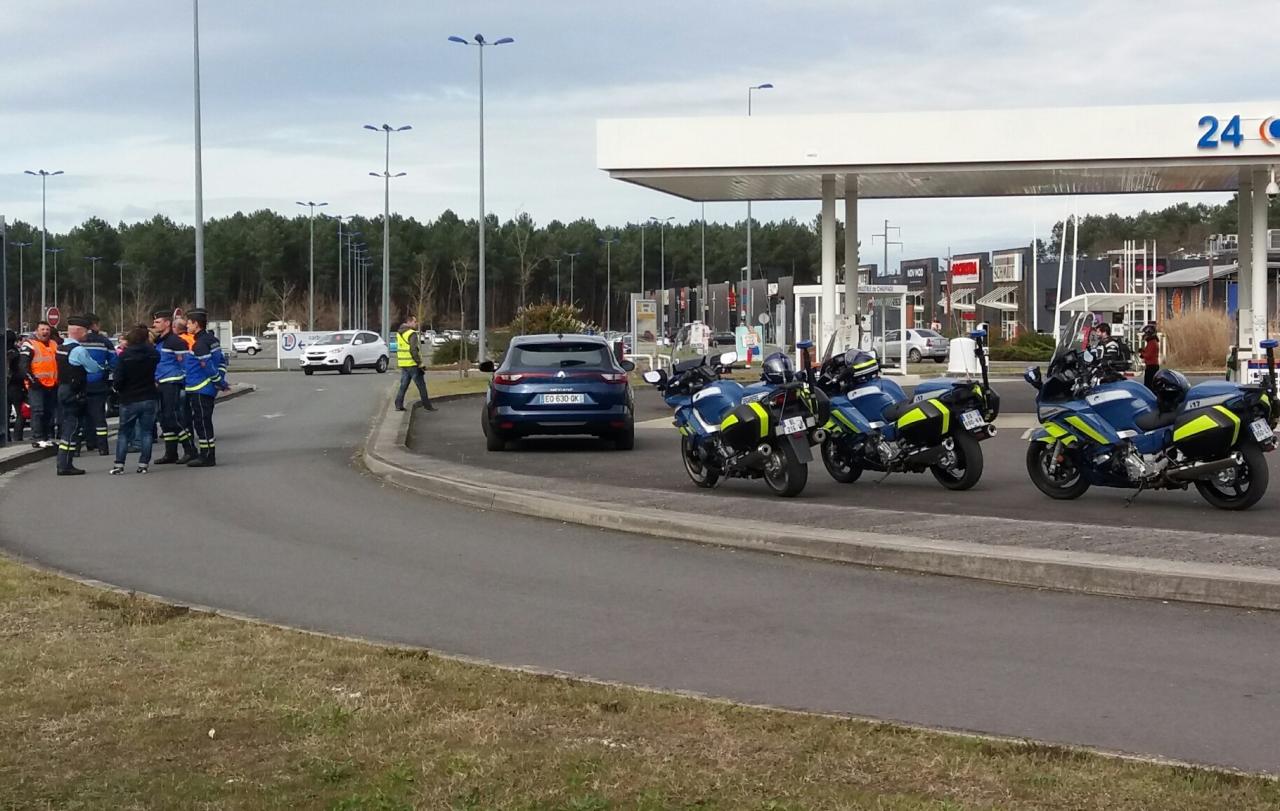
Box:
1251, 167, 1270, 347
820, 174, 837, 351
843, 175, 859, 351
1238, 171, 1255, 349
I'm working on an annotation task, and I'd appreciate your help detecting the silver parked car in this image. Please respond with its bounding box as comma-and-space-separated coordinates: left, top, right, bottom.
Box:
873, 328, 950, 364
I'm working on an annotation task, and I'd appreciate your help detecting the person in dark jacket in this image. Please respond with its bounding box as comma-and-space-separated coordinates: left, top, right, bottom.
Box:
110, 325, 160, 474
6, 330, 25, 442
1140, 324, 1160, 390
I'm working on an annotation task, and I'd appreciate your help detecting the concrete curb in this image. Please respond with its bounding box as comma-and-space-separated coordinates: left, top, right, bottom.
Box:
364, 389, 1280, 611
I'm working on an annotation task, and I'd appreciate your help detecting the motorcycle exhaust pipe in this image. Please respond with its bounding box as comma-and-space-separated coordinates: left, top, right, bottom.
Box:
756, 443, 772, 458
811, 428, 827, 444
1166, 453, 1242, 482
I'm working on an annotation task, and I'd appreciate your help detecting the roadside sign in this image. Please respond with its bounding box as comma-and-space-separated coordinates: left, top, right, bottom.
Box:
757, 312, 771, 325
45, 306, 60, 327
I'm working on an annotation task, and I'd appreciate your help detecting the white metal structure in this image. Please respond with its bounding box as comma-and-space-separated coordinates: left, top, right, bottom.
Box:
599, 101, 1280, 372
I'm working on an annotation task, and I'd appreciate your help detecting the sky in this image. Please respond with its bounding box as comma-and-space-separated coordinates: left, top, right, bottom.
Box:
2, 0, 1278, 267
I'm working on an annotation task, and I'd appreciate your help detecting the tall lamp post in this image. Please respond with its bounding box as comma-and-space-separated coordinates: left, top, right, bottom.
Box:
449, 33, 514, 364
46, 247, 64, 309
85, 255, 103, 313
334, 215, 345, 329
364, 124, 410, 341
553, 257, 562, 304
12, 241, 31, 329
114, 260, 127, 331
564, 251, 581, 309
648, 217, 673, 339
295, 200, 328, 330
745, 83, 772, 324
345, 230, 362, 329
598, 235, 620, 330
192, 0, 205, 307
23, 169, 63, 312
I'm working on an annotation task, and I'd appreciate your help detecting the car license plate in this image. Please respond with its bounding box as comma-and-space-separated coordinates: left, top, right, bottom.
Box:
961, 409, 985, 430
1250, 418, 1273, 442
781, 416, 807, 434
543, 393, 584, 405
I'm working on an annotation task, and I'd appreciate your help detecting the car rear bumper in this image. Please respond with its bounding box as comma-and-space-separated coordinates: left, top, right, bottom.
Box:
488, 405, 632, 436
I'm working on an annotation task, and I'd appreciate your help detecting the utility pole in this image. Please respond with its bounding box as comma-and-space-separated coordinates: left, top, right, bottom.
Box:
86, 255, 103, 314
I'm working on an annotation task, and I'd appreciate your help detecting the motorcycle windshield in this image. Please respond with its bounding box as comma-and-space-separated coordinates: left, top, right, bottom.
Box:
1051, 311, 1097, 366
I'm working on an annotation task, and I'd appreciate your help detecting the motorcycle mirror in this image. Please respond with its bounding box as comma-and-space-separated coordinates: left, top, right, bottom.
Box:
641, 369, 663, 385
1081, 350, 1095, 364
477, 360, 496, 373
620, 359, 636, 372
718, 351, 738, 367
1024, 365, 1042, 390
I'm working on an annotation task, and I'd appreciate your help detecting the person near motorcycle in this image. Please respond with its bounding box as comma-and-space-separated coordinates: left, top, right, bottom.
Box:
1092, 322, 1131, 374
1140, 324, 1160, 389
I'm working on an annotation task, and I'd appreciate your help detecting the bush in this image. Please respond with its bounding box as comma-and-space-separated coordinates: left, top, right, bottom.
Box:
509, 302, 597, 336
1162, 311, 1232, 369
430, 339, 470, 366
987, 331, 1055, 362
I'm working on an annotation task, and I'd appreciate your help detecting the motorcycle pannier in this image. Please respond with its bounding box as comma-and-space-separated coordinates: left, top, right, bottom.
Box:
895, 398, 950, 446
719, 402, 770, 453
1171, 405, 1239, 461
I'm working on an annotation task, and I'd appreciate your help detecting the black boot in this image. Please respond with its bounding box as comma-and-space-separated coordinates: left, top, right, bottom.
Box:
98, 441, 111, 456
186, 449, 215, 468
56, 448, 84, 476
154, 440, 180, 465
177, 439, 199, 465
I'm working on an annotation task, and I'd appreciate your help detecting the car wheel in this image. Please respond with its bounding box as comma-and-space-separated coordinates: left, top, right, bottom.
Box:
339, 356, 354, 375
303, 368, 314, 376
933, 357, 946, 363
247, 347, 259, 356
613, 423, 635, 450
375, 355, 388, 373
908, 348, 922, 363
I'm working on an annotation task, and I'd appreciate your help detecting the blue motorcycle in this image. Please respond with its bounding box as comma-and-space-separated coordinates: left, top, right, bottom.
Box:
1024, 312, 1279, 510
803, 334, 1000, 490
643, 350, 828, 497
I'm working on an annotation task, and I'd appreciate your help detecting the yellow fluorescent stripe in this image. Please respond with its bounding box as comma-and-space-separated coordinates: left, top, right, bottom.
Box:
897, 407, 927, 429
1213, 405, 1241, 446
747, 402, 770, 438
1043, 421, 1069, 438
720, 414, 740, 429
1173, 413, 1218, 444
1065, 415, 1108, 444
933, 400, 951, 435
834, 410, 859, 432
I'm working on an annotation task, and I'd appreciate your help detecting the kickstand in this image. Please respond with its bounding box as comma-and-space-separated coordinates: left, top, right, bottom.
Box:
1124, 482, 1147, 507
875, 471, 893, 484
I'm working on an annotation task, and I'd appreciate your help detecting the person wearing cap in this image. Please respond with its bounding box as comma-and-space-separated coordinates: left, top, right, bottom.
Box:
79, 313, 117, 456
182, 309, 229, 467
54, 316, 103, 476
151, 309, 199, 464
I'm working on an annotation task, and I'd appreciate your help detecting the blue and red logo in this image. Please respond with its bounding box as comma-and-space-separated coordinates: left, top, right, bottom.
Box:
1199, 114, 1280, 149
1261, 117, 1280, 146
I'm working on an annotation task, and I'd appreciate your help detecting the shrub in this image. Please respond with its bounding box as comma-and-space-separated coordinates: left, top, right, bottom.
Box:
430, 339, 470, 366
987, 331, 1055, 362
509, 302, 598, 336
1162, 311, 1232, 370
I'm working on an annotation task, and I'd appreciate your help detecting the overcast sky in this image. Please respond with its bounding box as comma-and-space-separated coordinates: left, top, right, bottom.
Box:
2, 0, 1277, 266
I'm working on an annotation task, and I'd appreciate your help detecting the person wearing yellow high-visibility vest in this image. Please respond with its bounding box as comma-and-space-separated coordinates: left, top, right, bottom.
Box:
393, 316, 435, 413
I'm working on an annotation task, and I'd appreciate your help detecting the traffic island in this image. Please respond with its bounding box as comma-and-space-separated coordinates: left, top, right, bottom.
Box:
365, 391, 1280, 611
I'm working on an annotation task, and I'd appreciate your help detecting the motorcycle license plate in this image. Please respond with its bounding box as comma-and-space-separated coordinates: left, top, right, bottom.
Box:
1250, 418, 1273, 442
781, 416, 807, 435
542, 393, 584, 405
961, 409, 985, 430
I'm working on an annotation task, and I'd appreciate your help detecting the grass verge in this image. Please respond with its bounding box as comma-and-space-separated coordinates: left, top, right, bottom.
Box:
1, 557, 1277, 809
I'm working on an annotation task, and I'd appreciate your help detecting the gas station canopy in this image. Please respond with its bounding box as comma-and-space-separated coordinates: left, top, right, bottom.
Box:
598, 102, 1280, 201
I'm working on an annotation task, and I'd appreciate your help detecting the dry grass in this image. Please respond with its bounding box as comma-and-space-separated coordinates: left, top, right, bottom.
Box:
2, 558, 1279, 810
1161, 311, 1233, 370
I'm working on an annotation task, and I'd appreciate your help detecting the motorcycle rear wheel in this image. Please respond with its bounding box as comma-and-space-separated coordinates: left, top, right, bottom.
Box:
821, 437, 863, 483
931, 430, 984, 490
1194, 443, 1268, 511
1026, 441, 1090, 500
763, 446, 808, 497
681, 435, 720, 488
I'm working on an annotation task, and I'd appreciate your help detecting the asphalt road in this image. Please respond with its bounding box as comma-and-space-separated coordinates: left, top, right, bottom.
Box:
413, 384, 1280, 539
2, 371, 1279, 772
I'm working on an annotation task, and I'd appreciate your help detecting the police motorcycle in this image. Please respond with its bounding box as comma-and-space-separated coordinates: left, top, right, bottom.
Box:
641, 350, 830, 497
803, 332, 1000, 490
1024, 312, 1279, 510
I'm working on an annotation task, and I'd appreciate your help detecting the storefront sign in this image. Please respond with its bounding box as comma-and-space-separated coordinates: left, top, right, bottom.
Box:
950, 258, 981, 285
992, 252, 1023, 283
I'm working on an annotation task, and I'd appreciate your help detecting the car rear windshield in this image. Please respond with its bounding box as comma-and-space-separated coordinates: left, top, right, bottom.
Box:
915, 329, 943, 338
506, 342, 613, 370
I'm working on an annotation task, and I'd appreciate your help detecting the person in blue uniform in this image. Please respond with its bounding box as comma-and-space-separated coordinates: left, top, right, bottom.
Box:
54, 316, 103, 476
182, 309, 229, 467
151, 310, 199, 465
80, 313, 116, 455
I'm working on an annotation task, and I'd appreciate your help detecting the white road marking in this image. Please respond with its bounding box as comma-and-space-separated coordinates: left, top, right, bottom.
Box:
262, 413, 285, 420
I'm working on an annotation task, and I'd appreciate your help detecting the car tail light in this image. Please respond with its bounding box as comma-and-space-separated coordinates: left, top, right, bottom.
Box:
493, 373, 524, 385
599, 372, 628, 384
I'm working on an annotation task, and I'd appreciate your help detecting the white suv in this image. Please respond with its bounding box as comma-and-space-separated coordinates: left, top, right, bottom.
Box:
300, 330, 390, 375
231, 335, 262, 355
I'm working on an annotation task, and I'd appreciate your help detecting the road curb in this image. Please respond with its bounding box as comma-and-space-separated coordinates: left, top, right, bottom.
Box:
362, 389, 1280, 611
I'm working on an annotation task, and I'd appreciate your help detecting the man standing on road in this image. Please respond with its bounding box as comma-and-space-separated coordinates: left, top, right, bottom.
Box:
110, 325, 159, 475
183, 309, 229, 467
18, 321, 58, 448
80, 313, 117, 456
54, 316, 102, 476
152, 310, 198, 465
394, 316, 435, 413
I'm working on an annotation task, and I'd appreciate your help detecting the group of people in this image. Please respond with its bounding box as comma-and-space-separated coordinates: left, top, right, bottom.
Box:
7, 309, 228, 476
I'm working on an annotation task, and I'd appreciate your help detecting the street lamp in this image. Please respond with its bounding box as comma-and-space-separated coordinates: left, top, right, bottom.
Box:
295, 200, 329, 330
192, 0, 206, 307
23, 169, 63, 311
598, 235, 620, 330
564, 251, 582, 309
648, 217, 673, 339
11, 241, 31, 329
449, 32, 514, 364
345, 229, 362, 329
46, 247, 64, 309
114, 260, 127, 331
365, 123, 410, 341
553, 257, 562, 304
745, 82, 772, 325
85, 255, 103, 313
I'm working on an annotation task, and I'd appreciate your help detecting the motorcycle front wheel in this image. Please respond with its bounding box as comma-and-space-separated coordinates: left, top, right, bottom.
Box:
681, 435, 720, 488
931, 430, 984, 490
1026, 441, 1091, 499
821, 436, 863, 483
763, 445, 808, 497
1194, 443, 1268, 511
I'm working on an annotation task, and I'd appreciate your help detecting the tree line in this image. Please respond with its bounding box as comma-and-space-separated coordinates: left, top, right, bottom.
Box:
4, 195, 1270, 333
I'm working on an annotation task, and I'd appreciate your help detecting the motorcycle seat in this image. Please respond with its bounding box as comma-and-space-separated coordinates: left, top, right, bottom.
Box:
1134, 409, 1178, 432
882, 399, 916, 423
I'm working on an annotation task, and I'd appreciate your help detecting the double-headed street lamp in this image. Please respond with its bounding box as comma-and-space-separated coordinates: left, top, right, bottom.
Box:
295, 200, 329, 330
365, 123, 410, 341
85, 255, 103, 313
648, 217, 673, 339
598, 235, 620, 330
564, 251, 581, 308
449, 33, 514, 364
24, 169, 63, 312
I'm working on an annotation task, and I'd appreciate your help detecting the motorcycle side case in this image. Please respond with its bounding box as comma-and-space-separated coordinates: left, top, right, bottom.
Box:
1171, 405, 1239, 460
720, 401, 770, 452
896, 398, 951, 446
